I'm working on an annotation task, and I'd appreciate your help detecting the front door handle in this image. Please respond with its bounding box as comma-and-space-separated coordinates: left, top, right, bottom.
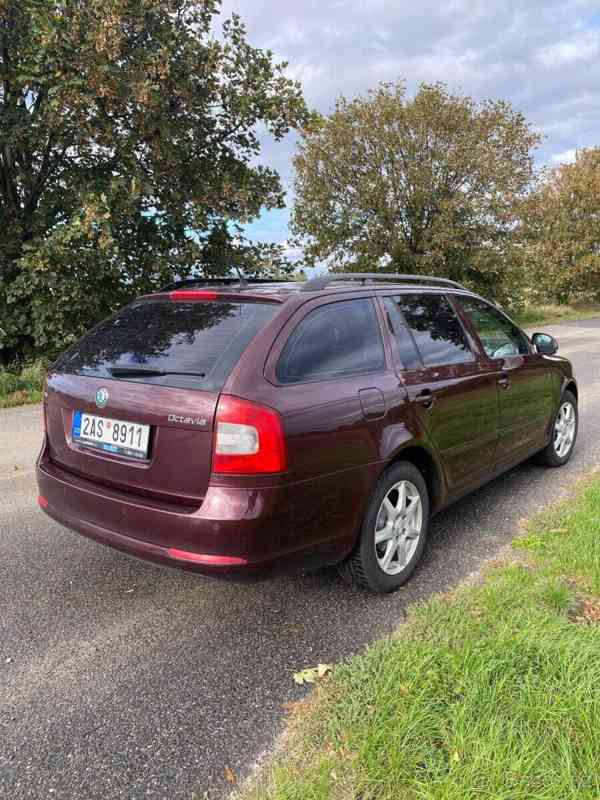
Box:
498, 373, 511, 389
415, 390, 434, 409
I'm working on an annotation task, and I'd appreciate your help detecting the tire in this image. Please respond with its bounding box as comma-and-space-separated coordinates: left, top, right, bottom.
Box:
345, 461, 429, 593
534, 390, 578, 468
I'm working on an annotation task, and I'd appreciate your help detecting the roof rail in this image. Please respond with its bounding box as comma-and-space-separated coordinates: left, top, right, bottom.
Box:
159, 276, 290, 292
300, 272, 465, 292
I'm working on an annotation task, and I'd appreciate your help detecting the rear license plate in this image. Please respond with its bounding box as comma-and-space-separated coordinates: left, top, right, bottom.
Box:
72, 411, 150, 460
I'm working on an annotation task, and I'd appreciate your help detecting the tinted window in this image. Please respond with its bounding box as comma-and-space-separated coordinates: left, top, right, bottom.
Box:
383, 297, 421, 370
54, 299, 278, 391
457, 297, 529, 359
393, 294, 473, 367
276, 298, 385, 384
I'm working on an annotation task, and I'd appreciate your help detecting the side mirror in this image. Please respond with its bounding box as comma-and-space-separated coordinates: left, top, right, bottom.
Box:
532, 332, 558, 355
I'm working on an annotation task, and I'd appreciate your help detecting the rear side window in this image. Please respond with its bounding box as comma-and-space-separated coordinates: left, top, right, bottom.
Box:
276, 298, 385, 384
54, 299, 278, 391
390, 293, 473, 368
383, 297, 421, 370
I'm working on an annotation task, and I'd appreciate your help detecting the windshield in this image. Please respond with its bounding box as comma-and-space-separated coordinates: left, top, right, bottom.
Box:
53, 298, 278, 391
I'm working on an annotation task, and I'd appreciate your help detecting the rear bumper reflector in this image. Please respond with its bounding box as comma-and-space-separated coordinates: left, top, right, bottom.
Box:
166, 547, 247, 566
38, 495, 49, 509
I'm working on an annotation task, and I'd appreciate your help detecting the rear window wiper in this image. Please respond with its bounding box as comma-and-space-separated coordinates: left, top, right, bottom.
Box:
109, 366, 206, 378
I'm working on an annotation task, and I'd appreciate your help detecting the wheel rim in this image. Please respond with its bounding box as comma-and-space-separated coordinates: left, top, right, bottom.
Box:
553, 401, 576, 458
374, 480, 423, 575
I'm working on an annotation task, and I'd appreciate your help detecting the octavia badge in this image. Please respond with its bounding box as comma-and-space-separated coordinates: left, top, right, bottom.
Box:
95, 387, 109, 409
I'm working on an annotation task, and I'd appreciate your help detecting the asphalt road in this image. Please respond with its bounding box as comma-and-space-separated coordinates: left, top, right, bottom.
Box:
1, 319, 600, 800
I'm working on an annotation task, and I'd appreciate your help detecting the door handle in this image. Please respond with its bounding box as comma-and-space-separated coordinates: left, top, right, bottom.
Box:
498, 373, 511, 389
415, 390, 434, 409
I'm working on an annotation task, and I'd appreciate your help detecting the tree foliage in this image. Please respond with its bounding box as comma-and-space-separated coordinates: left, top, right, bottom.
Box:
0, 0, 308, 361
518, 148, 600, 304
292, 81, 540, 302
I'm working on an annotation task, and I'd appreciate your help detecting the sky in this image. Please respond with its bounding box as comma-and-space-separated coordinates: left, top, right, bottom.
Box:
218, 0, 600, 255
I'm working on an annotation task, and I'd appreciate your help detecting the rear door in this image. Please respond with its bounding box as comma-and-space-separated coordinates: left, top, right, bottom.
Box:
453, 295, 554, 460
46, 294, 279, 505
383, 292, 500, 493
263, 295, 393, 552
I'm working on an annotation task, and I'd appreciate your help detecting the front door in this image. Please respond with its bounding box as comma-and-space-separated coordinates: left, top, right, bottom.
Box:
453, 296, 554, 460
382, 293, 499, 494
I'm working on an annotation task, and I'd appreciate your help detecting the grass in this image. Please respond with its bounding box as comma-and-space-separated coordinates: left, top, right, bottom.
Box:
513, 303, 600, 329
0, 361, 45, 408
247, 478, 600, 800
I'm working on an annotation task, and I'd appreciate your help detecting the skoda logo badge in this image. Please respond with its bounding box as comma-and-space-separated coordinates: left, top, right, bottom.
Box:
95, 387, 109, 409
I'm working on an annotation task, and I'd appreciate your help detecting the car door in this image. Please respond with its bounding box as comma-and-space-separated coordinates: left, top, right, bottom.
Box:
453, 295, 554, 461
264, 295, 394, 554
382, 292, 500, 494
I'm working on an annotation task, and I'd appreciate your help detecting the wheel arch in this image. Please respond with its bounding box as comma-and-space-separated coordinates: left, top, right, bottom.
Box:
386, 444, 445, 513
564, 379, 578, 402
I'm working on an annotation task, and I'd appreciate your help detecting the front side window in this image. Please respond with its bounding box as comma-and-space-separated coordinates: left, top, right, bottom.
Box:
456, 297, 530, 359
276, 298, 385, 384
391, 293, 473, 368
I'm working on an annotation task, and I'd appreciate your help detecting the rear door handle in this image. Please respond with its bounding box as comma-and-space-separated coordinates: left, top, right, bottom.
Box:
415, 390, 434, 409
498, 373, 511, 389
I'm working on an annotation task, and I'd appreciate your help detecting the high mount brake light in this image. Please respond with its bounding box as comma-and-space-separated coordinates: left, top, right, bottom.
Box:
213, 395, 287, 474
169, 290, 218, 301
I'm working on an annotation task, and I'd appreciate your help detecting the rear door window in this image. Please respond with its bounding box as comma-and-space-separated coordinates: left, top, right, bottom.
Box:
276, 298, 385, 384
388, 293, 473, 368
54, 298, 278, 391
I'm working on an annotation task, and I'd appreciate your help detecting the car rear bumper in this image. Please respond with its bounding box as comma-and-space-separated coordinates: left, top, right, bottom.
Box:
36, 448, 353, 580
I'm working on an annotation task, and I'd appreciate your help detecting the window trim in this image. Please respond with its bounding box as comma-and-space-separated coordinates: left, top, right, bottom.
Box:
450, 294, 532, 361
382, 291, 476, 371
266, 296, 390, 387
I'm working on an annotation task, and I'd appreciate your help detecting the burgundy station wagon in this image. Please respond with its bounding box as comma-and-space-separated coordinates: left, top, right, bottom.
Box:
37, 273, 579, 592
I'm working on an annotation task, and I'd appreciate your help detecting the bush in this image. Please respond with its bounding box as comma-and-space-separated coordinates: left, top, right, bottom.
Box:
0, 360, 46, 408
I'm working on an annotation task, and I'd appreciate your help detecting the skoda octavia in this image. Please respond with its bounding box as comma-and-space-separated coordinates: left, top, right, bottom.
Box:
37, 274, 578, 592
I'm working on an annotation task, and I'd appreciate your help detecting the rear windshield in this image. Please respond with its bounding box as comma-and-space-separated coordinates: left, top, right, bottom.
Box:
53, 298, 278, 391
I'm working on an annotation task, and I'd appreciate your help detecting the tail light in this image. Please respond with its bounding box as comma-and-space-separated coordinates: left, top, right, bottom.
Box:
213, 395, 287, 474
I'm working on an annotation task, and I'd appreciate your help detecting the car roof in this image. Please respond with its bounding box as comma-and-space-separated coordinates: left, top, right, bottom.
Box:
156, 273, 475, 302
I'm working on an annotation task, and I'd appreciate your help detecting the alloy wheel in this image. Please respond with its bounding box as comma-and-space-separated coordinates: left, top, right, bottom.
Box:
374, 480, 423, 575
554, 401, 576, 459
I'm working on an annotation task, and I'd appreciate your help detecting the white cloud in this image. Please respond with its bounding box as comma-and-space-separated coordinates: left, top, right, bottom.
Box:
551, 148, 577, 164
536, 30, 600, 67
217, 0, 600, 243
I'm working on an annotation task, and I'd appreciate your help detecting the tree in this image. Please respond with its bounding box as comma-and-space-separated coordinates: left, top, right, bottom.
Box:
518, 148, 600, 304
0, 0, 308, 362
292, 81, 540, 303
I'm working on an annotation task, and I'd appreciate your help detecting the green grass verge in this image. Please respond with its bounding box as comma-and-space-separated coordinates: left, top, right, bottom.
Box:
0, 361, 45, 408
513, 303, 600, 329
249, 479, 600, 800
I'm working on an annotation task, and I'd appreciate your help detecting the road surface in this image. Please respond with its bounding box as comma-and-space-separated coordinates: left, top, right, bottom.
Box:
1, 318, 600, 799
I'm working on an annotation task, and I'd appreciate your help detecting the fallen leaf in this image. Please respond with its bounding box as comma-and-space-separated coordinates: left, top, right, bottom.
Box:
293, 663, 333, 685
224, 767, 236, 784
451, 750, 460, 763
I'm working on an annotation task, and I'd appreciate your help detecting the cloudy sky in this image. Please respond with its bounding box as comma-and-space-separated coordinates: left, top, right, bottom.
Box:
218, 0, 600, 251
